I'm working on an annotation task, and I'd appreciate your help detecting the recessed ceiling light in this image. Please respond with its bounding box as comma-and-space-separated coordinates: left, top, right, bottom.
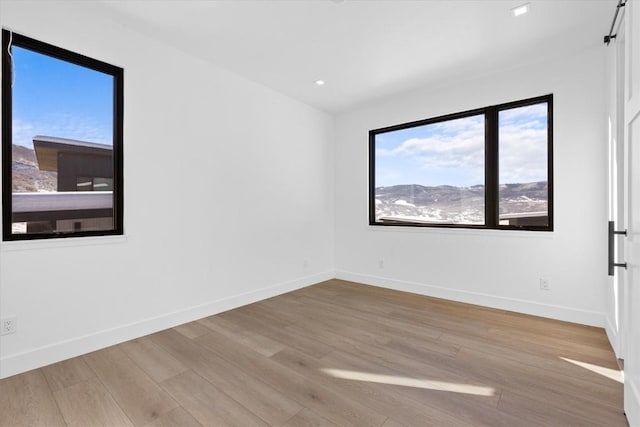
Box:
511, 3, 530, 17
314, 80, 326, 86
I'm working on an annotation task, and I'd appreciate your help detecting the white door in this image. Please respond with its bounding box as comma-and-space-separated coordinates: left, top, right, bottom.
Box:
624, 0, 640, 423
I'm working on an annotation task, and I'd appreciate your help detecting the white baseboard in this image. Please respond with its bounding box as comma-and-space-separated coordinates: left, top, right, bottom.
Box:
605, 315, 622, 358
0, 270, 334, 379
335, 270, 606, 328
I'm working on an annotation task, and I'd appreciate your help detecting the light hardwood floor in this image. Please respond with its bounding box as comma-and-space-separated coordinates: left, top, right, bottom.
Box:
0, 279, 627, 426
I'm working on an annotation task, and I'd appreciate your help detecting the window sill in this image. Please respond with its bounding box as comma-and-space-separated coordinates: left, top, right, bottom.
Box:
367, 224, 555, 239
0, 234, 128, 252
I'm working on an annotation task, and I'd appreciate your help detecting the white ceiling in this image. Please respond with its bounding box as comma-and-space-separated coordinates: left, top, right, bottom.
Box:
98, 0, 616, 113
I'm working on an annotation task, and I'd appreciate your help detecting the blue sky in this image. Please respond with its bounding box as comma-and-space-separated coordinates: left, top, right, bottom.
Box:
375, 103, 547, 188
12, 46, 113, 148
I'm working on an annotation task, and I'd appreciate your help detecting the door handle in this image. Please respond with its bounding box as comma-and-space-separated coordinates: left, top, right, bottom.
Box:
609, 221, 627, 276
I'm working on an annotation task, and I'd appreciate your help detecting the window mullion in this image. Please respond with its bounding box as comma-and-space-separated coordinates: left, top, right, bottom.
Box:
485, 108, 499, 228
2, 30, 14, 240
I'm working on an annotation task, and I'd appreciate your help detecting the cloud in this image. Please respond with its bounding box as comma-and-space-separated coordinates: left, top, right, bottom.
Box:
499, 124, 547, 183
498, 102, 548, 183
12, 113, 112, 148
377, 115, 485, 172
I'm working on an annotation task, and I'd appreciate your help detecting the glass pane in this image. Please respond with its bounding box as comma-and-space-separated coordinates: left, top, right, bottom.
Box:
11, 45, 115, 235
374, 114, 485, 225
498, 102, 549, 227
93, 177, 113, 191
77, 177, 93, 191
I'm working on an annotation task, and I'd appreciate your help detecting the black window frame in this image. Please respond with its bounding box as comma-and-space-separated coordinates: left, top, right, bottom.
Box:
369, 94, 553, 231
2, 29, 124, 241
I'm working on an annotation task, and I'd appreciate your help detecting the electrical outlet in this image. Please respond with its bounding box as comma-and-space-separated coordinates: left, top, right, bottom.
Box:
1, 317, 17, 335
303, 259, 308, 269
378, 260, 384, 269
539, 278, 550, 291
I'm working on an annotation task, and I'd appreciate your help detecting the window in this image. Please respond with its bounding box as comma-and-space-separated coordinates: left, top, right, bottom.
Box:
369, 95, 553, 231
2, 30, 123, 240
76, 177, 113, 192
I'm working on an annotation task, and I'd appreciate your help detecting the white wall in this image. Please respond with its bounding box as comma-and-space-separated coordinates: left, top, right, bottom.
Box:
334, 46, 609, 327
0, 1, 334, 378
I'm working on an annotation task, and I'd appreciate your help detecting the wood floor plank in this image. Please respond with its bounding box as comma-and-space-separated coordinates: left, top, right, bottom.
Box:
307, 328, 500, 408
278, 301, 394, 347
486, 325, 619, 366
217, 308, 335, 358
382, 419, 408, 427
53, 378, 134, 427
194, 330, 388, 427
270, 347, 474, 427
438, 331, 622, 389
383, 296, 615, 365
289, 281, 345, 299
384, 335, 459, 360
353, 322, 618, 418
0, 370, 66, 427
84, 346, 179, 426
451, 347, 624, 420
42, 355, 96, 392
282, 408, 340, 427
233, 302, 294, 329
389, 306, 618, 377
151, 329, 303, 426
497, 390, 628, 427
318, 348, 533, 427
173, 321, 210, 339
197, 315, 285, 357
143, 406, 203, 427
286, 294, 444, 341
328, 280, 603, 342
119, 336, 189, 383
315, 280, 609, 357
160, 370, 268, 427
283, 321, 385, 353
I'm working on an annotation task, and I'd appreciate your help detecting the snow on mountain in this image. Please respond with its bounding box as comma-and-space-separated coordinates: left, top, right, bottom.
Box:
375, 182, 547, 223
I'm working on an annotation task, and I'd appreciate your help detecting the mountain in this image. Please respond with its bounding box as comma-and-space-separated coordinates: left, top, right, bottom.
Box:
497, 181, 548, 217
374, 182, 547, 223
12, 144, 57, 192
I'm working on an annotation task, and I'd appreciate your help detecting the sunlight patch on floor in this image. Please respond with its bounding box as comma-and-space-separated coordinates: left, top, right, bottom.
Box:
560, 357, 624, 383
320, 368, 495, 396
